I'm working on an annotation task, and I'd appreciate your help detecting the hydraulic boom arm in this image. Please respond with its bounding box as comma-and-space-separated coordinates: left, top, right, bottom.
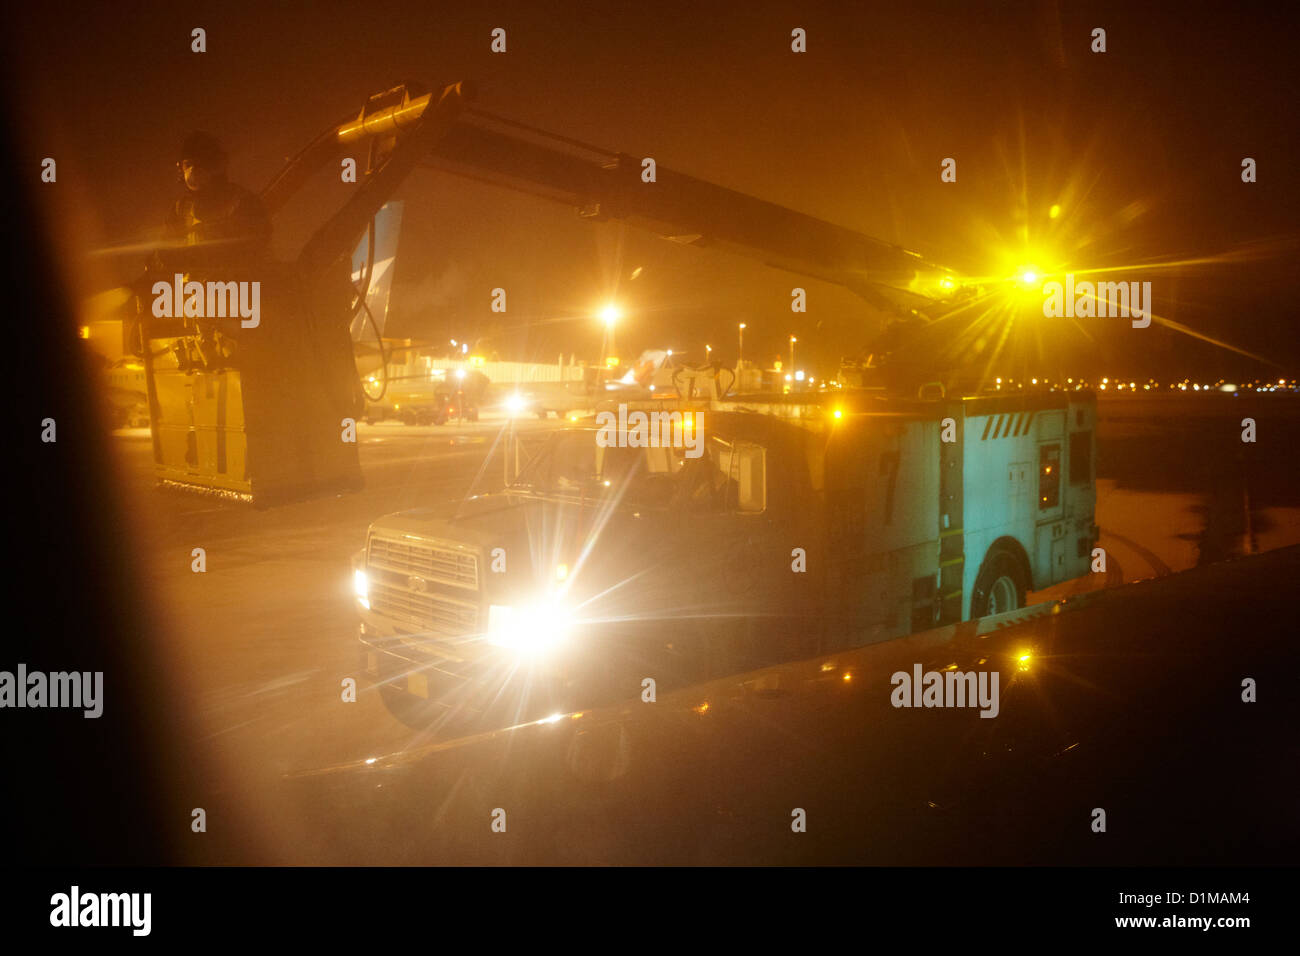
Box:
275, 82, 959, 320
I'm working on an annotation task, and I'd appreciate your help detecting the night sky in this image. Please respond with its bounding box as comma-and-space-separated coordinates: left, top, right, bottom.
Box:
9, 0, 1298, 379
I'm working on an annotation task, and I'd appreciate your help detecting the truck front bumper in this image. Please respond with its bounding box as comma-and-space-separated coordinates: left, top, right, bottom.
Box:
358, 621, 573, 721
357, 622, 481, 701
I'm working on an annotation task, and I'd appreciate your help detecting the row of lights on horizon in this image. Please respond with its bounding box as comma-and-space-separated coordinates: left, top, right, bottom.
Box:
462, 305, 1297, 395
604, 308, 784, 370
993, 376, 1296, 394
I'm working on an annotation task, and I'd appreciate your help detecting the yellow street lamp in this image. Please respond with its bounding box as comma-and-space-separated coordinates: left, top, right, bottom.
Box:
599, 303, 621, 363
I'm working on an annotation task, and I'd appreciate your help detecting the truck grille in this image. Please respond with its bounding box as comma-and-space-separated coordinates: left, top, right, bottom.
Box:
369, 582, 479, 635
367, 535, 479, 590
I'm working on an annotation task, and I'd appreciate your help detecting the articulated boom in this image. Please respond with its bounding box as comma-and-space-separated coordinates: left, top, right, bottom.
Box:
141, 80, 964, 505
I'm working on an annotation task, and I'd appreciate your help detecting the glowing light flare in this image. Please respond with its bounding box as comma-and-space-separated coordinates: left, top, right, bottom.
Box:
487, 600, 574, 656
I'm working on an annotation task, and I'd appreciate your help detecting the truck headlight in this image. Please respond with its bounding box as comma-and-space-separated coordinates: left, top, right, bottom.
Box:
353, 568, 370, 610
488, 600, 573, 656
505, 393, 526, 417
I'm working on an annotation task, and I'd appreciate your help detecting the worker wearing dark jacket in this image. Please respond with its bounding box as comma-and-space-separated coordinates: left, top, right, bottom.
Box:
163, 131, 270, 273
152, 132, 270, 370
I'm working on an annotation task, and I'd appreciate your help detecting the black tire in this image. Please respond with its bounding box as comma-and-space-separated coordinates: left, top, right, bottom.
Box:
970, 546, 1029, 618
382, 686, 489, 736
378, 682, 486, 734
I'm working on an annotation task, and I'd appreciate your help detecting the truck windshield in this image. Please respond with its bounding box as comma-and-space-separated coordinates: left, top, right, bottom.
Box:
510, 429, 731, 511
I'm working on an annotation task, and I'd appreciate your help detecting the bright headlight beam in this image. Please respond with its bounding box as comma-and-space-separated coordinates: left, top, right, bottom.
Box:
488, 600, 574, 656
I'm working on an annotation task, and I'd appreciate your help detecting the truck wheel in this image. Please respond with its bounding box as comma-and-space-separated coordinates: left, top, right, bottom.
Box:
379, 683, 479, 734
378, 683, 437, 728
970, 547, 1029, 618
